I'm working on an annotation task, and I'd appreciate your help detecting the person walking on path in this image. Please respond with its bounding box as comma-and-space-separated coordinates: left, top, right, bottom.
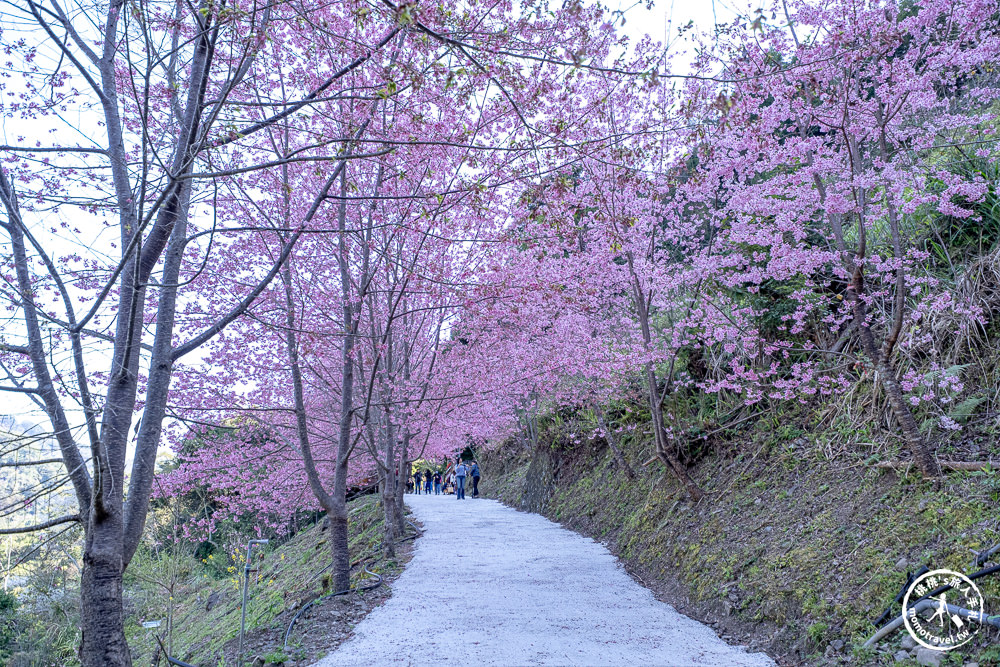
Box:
413, 470, 423, 495
455, 461, 468, 500
424, 469, 433, 494
469, 461, 481, 498
433, 471, 442, 495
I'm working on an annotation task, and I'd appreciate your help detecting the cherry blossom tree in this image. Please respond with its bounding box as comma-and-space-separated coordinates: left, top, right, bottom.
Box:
160, 0, 641, 583
7, 0, 991, 660
0, 0, 408, 663
672, 0, 1000, 477
418, 0, 1000, 487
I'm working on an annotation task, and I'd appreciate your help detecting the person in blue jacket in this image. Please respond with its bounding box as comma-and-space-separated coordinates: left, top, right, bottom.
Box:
469, 461, 481, 498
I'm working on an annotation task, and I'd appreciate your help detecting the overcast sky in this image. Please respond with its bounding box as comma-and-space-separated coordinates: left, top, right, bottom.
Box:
616, 0, 762, 65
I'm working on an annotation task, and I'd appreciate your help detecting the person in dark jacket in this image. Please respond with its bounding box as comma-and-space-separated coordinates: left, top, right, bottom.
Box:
433, 471, 442, 494
413, 470, 422, 494
469, 461, 481, 498
424, 469, 433, 494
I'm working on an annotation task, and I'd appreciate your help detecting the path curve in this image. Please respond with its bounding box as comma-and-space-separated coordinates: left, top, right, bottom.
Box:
313, 494, 774, 667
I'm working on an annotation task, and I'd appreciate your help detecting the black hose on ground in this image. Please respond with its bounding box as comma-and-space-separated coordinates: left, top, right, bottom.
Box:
864, 599, 1000, 648
873, 556, 1000, 628
865, 561, 1000, 645
282, 560, 383, 652
969, 562, 1000, 583
154, 636, 198, 667
277, 504, 425, 654
973, 541, 1000, 569
872, 566, 929, 628
385, 518, 423, 547
281, 519, 422, 652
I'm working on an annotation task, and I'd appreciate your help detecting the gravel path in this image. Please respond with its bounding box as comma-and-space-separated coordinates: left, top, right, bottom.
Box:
313, 494, 775, 667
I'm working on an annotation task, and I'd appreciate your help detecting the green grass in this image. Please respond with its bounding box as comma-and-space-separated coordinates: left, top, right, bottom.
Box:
125, 495, 388, 666
480, 411, 1000, 665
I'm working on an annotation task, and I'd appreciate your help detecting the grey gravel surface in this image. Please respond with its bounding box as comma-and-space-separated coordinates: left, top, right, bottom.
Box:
312, 493, 775, 667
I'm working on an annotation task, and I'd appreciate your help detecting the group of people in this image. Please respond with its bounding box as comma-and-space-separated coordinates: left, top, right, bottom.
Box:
411, 468, 443, 495
409, 460, 481, 499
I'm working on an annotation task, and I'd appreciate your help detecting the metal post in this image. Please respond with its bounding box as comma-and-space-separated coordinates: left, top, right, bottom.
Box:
237, 539, 268, 667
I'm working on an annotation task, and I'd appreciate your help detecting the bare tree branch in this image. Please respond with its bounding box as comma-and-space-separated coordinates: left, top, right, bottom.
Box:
0, 457, 64, 468
0, 514, 81, 535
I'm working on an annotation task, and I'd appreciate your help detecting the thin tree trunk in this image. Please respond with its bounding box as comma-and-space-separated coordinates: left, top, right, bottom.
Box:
328, 484, 350, 592
626, 256, 703, 500
643, 361, 704, 500
816, 131, 941, 479
381, 478, 399, 558
394, 435, 409, 535
381, 402, 399, 558
395, 327, 412, 536
277, 159, 361, 587
381, 327, 400, 555
331, 166, 356, 592
597, 412, 635, 479
856, 321, 941, 477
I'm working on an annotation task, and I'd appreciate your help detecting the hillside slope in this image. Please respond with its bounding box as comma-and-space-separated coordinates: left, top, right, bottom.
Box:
480, 415, 1000, 666
122, 495, 414, 667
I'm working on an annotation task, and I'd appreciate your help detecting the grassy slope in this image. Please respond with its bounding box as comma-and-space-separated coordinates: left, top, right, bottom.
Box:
124, 495, 396, 666
481, 414, 1000, 666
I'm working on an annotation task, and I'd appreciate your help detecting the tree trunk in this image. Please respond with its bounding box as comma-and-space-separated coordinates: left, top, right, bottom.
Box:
643, 363, 704, 501
328, 503, 350, 593
856, 324, 941, 477
331, 365, 353, 592
380, 419, 399, 558
597, 412, 636, 479
79, 521, 130, 667
394, 435, 409, 535
331, 165, 356, 593
819, 135, 940, 480
626, 257, 704, 500
329, 441, 351, 593
381, 486, 398, 558
877, 359, 939, 476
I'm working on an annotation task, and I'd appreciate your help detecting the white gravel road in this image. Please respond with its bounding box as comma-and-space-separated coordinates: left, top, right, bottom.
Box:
313, 493, 775, 667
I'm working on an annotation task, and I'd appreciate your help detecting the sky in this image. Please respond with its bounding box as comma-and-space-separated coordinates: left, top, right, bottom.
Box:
616, 0, 761, 65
